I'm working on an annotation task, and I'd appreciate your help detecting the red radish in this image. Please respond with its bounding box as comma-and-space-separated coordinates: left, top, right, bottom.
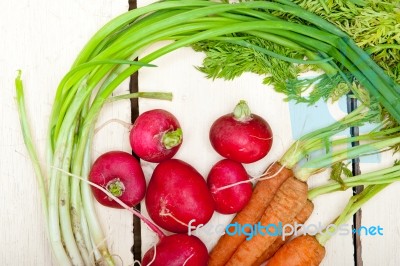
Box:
207, 159, 252, 214
83, 169, 209, 265
209, 100, 273, 163
145, 159, 215, 233
129, 109, 183, 163
88, 151, 146, 208
142, 234, 208, 266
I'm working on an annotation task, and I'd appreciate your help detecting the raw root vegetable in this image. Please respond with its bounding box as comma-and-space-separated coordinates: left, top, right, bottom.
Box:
145, 159, 214, 233
209, 162, 293, 266
226, 177, 308, 266
207, 159, 252, 214
255, 162, 400, 266
210, 106, 400, 265
142, 234, 208, 266
59, 166, 209, 266
209, 100, 273, 163
268, 234, 326, 266
88, 151, 146, 208
223, 127, 400, 264
254, 200, 314, 265
268, 185, 391, 266
130, 109, 183, 163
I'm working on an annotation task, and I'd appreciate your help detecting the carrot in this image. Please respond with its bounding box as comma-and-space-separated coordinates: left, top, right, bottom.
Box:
253, 200, 314, 266
226, 176, 308, 265
268, 235, 325, 266
208, 162, 293, 266
267, 184, 391, 266
209, 109, 390, 265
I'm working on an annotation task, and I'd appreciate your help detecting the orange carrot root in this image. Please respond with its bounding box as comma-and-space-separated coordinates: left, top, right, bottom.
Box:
226, 177, 308, 265
268, 235, 326, 266
208, 162, 293, 266
253, 200, 314, 266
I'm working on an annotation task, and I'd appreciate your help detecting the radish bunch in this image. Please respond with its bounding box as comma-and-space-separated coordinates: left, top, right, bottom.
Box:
88, 109, 212, 264
207, 100, 273, 214
88, 100, 273, 263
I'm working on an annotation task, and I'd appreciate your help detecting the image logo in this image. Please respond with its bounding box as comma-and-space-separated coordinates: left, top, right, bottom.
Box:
288, 97, 380, 163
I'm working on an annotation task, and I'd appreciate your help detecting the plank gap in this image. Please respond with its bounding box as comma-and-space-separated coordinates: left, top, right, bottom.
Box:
347, 95, 363, 266
128, 0, 142, 262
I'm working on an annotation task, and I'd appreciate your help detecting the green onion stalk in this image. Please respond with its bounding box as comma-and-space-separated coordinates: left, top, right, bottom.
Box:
16, 74, 172, 265
15, 0, 400, 265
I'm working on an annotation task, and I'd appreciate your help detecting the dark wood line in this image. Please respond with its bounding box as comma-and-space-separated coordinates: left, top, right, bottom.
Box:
347, 95, 363, 266
128, 0, 142, 262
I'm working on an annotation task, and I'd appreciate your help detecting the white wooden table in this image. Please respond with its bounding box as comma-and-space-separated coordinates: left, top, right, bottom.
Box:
1, 0, 398, 265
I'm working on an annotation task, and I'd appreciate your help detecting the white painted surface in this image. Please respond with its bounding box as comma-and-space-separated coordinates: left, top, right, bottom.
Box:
0, 0, 398, 265
359, 152, 400, 266
0, 1, 131, 265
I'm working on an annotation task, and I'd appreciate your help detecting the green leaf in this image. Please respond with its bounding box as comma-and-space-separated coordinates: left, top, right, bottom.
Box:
330, 162, 353, 190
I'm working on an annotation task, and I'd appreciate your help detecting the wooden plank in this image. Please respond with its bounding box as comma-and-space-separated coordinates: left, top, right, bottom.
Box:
0, 0, 132, 265
359, 152, 400, 266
